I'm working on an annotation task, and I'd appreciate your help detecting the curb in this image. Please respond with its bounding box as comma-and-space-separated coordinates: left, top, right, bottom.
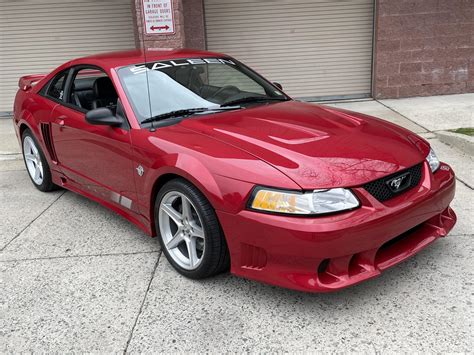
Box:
435, 130, 474, 156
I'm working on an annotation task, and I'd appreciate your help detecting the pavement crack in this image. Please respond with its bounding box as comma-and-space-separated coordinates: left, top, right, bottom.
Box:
456, 177, 473, 190
376, 100, 430, 133
0, 168, 26, 172
0, 250, 160, 263
0, 190, 66, 252
375, 101, 473, 191
124, 251, 161, 354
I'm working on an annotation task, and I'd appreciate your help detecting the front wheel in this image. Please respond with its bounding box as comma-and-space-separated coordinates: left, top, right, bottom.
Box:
155, 178, 229, 279
22, 129, 58, 192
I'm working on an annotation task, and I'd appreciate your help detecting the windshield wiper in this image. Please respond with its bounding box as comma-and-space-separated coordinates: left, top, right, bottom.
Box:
221, 96, 288, 107
141, 106, 239, 124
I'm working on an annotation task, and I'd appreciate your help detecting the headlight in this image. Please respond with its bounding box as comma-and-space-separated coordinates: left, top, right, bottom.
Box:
426, 148, 440, 173
249, 187, 359, 215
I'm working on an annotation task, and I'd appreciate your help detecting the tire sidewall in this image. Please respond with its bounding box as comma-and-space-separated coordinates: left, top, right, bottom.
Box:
22, 129, 54, 192
154, 179, 225, 279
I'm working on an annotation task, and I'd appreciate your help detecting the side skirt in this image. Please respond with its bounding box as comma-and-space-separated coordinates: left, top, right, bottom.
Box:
51, 172, 154, 237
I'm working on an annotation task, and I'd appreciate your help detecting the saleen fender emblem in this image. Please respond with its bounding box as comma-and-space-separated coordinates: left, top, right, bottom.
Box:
136, 165, 144, 176
386, 172, 411, 193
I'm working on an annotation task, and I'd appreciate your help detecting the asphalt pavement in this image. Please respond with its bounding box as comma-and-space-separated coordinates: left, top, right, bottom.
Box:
1, 94, 473, 353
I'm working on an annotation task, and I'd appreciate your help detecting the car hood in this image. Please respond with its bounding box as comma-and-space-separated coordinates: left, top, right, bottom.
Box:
180, 101, 429, 189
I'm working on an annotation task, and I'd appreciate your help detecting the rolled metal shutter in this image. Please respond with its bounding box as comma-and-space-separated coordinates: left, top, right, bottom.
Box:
0, 0, 136, 112
204, 0, 374, 100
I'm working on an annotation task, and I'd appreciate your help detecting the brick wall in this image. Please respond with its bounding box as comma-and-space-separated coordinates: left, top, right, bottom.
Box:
374, 0, 474, 99
182, 0, 206, 49
132, 0, 205, 50
132, 0, 473, 99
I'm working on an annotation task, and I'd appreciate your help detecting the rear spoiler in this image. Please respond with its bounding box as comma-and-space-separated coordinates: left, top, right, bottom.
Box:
18, 74, 46, 91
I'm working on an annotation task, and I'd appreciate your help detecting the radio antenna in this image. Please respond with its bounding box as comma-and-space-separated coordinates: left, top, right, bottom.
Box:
141, 10, 155, 132
144, 56, 155, 132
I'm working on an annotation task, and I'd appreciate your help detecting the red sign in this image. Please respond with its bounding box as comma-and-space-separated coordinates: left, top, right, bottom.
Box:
142, 0, 175, 35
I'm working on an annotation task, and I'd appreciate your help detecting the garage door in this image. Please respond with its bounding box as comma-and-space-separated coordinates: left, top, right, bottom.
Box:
204, 0, 374, 100
0, 0, 136, 112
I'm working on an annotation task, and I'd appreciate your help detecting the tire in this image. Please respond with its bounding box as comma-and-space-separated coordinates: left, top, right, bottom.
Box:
22, 129, 58, 192
155, 178, 230, 279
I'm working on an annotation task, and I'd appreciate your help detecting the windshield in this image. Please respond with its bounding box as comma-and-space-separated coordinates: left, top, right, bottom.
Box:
117, 57, 288, 123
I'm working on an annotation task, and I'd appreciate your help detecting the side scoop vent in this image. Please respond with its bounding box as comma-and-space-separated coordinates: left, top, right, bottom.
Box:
240, 243, 267, 270
40, 123, 58, 163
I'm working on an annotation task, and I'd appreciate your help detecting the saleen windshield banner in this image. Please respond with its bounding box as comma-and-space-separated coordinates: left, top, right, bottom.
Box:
130, 58, 236, 74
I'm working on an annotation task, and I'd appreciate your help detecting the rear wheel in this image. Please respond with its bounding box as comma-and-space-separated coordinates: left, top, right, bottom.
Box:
22, 129, 58, 192
155, 178, 229, 279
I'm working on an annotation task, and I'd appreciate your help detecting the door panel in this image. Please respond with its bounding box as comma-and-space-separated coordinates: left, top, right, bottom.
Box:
50, 104, 138, 212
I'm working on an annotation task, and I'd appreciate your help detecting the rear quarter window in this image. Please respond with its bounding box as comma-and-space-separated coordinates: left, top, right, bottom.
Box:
45, 71, 68, 100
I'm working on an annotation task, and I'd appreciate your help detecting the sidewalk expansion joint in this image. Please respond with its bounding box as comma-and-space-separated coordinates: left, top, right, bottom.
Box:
456, 177, 473, 190
124, 251, 162, 354
0, 191, 66, 252
0, 250, 161, 263
376, 100, 430, 133
0, 153, 22, 161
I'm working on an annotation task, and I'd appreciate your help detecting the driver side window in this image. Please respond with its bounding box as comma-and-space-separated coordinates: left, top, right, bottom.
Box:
68, 68, 118, 113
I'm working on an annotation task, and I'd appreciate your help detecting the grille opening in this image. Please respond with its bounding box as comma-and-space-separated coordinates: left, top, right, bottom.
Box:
364, 163, 423, 202
375, 224, 423, 264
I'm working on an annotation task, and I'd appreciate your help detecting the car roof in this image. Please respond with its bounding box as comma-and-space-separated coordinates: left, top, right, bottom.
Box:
70, 48, 228, 69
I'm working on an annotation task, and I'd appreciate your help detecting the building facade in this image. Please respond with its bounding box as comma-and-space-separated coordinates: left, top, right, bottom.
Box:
1, 0, 472, 112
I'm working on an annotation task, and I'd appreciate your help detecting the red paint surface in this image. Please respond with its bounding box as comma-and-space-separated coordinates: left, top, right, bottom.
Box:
13, 50, 457, 292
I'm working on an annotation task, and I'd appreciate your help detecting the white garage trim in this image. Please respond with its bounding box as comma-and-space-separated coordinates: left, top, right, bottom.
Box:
0, 0, 137, 112
204, 0, 374, 101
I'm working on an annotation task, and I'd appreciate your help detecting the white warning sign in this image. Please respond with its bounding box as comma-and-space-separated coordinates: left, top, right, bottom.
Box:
142, 0, 175, 35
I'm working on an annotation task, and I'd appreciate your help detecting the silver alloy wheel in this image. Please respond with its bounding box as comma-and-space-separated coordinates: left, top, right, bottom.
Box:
23, 136, 44, 185
159, 191, 206, 270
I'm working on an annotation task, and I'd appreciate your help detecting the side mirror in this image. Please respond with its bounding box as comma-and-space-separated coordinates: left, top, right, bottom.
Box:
85, 107, 123, 127
273, 82, 283, 90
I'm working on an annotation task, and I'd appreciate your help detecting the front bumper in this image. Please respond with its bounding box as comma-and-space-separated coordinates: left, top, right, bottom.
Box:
217, 162, 456, 292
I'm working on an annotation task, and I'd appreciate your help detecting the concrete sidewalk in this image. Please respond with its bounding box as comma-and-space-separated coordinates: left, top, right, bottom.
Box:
327, 93, 474, 189
1, 94, 473, 353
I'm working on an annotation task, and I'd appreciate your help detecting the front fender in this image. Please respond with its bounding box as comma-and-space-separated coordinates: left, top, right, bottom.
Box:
151, 152, 226, 210
138, 151, 257, 221
131, 127, 299, 230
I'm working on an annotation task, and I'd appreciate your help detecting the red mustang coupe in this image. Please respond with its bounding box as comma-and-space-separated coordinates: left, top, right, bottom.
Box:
13, 49, 456, 292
